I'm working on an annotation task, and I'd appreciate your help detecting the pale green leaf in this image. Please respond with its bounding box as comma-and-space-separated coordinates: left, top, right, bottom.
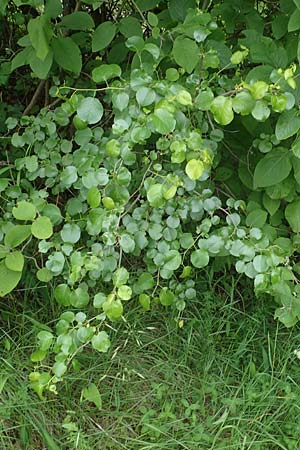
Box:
191, 249, 209, 268
0, 261, 22, 297
31, 217, 53, 240
149, 109, 176, 134
185, 159, 204, 180
211, 96, 234, 125
4, 225, 31, 248
77, 97, 103, 124
82, 383, 102, 409
91, 331, 111, 352
12, 201, 36, 221
92, 64, 121, 83
5, 251, 24, 272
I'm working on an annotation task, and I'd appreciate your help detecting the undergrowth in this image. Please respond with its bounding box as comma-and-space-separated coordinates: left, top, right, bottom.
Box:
1, 271, 300, 450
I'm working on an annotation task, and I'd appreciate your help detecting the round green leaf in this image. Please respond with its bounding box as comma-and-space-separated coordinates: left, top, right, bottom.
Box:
275, 109, 300, 141
136, 87, 156, 106
93, 292, 107, 308
191, 249, 209, 268
37, 330, 54, 351
134, 272, 154, 293
52, 361, 67, 378
91, 331, 111, 352
117, 285, 132, 301
60, 223, 81, 244
77, 97, 103, 125
232, 91, 255, 115
172, 36, 198, 73
103, 297, 123, 320
149, 109, 176, 135
251, 100, 270, 122
30, 350, 47, 362
159, 288, 175, 306
211, 96, 234, 126
37, 267, 53, 282
54, 283, 71, 306
70, 287, 90, 308
92, 64, 121, 83
120, 234, 135, 253
163, 250, 182, 271
46, 252, 65, 275
5, 251, 24, 272
147, 183, 164, 207
87, 187, 101, 208
113, 267, 129, 287
31, 216, 53, 240
185, 159, 204, 180
12, 201, 36, 221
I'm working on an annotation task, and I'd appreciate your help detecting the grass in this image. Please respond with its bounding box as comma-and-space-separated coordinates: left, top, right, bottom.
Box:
1, 271, 300, 449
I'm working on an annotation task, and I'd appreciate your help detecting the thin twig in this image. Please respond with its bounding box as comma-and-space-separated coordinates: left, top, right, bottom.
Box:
130, 0, 147, 24
44, 80, 49, 106
23, 80, 46, 115
74, 0, 81, 12
206, 111, 215, 130
118, 162, 153, 223
202, 0, 210, 10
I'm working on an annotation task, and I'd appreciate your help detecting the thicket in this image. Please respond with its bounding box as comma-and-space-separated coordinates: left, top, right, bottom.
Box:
1, 0, 300, 397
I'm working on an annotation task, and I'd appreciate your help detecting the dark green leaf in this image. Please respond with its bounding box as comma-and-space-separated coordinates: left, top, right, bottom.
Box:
275, 110, 300, 141
285, 200, 300, 232
254, 149, 292, 188
60, 12, 95, 30
246, 209, 268, 227
52, 37, 82, 75
92, 22, 116, 52
288, 8, 300, 31
28, 49, 53, 79
119, 16, 143, 38
45, 0, 62, 18
168, 0, 196, 21
172, 37, 199, 73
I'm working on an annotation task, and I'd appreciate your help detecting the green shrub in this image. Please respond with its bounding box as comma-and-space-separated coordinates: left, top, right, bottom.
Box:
1, 0, 300, 394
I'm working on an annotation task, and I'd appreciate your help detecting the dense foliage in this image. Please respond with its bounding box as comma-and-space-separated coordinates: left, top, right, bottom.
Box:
2, 0, 300, 396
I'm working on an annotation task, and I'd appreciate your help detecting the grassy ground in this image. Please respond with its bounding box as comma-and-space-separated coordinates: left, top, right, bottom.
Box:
1, 271, 300, 450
